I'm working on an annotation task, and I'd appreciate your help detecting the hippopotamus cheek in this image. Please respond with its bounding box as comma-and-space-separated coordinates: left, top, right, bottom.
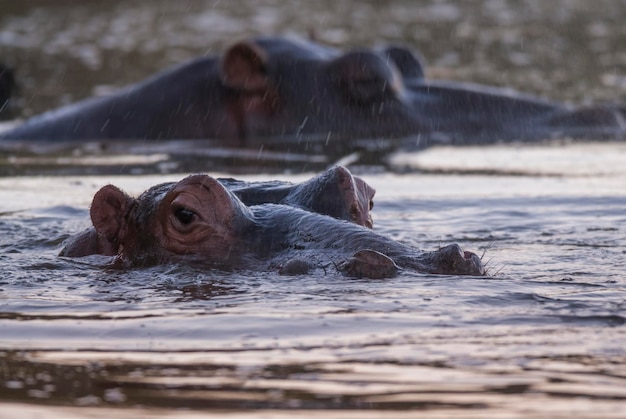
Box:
159, 225, 236, 264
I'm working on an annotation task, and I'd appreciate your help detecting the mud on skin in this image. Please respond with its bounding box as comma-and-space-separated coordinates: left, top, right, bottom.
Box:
60, 167, 484, 278
1, 36, 624, 147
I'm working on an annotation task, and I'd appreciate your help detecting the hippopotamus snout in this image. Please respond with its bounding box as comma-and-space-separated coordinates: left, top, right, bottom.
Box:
433, 244, 484, 276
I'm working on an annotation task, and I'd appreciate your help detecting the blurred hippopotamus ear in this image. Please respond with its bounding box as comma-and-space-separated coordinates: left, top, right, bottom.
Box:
220, 41, 269, 91
327, 50, 404, 104
380, 45, 426, 80
90, 185, 134, 250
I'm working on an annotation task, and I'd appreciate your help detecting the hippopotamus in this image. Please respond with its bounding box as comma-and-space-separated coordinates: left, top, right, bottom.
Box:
61, 165, 374, 259
0, 64, 15, 120
221, 165, 375, 228
60, 170, 483, 277
3, 36, 622, 148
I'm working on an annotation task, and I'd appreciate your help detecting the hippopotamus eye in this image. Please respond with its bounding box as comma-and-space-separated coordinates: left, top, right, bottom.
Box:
174, 207, 196, 225
369, 200, 374, 210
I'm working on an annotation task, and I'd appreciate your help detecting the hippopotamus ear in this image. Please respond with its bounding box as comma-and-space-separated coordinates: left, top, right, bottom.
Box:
90, 185, 134, 245
380, 45, 426, 80
327, 51, 404, 104
220, 41, 269, 91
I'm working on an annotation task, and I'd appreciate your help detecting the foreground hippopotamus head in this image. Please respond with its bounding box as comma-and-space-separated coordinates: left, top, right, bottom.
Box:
61, 170, 484, 277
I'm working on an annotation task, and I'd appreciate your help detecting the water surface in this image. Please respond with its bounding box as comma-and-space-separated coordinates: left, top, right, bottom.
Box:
1, 144, 625, 417
1, 0, 626, 417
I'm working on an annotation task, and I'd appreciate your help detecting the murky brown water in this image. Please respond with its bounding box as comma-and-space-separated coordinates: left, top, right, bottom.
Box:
1, 1, 626, 418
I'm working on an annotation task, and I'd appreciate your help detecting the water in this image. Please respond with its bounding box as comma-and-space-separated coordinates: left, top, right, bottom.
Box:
0, 144, 625, 417
1, 0, 626, 417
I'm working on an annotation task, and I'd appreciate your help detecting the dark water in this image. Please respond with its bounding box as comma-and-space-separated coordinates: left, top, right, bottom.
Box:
1, 1, 626, 417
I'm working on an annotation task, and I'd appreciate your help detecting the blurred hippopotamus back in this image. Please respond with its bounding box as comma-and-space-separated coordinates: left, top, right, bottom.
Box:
1, 36, 624, 147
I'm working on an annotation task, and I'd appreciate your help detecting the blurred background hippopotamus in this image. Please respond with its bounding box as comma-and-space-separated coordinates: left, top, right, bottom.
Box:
60, 166, 484, 277
1, 36, 624, 150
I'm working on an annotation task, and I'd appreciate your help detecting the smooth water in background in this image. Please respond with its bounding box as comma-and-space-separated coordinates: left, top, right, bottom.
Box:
1, 1, 626, 417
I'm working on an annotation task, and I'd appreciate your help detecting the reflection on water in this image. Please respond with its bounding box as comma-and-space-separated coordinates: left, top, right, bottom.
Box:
1, 144, 625, 416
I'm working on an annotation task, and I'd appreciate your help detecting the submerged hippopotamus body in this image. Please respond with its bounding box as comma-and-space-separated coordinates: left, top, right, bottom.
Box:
61, 167, 484, 277
1, 36, 624, 148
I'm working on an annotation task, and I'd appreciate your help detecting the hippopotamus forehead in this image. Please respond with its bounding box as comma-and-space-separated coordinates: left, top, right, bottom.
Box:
138, 175, 223, 207
254, 37, 400, 79
131, 176, 215, 225
252, 36, 339, 61
137, 182, 176, 202
328, 49, 401, 81
132, 181, 177, 223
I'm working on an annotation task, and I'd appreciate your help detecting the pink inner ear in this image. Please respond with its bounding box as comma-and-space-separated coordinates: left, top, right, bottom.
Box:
220, 41, 269, 91
90, 184, 132, 242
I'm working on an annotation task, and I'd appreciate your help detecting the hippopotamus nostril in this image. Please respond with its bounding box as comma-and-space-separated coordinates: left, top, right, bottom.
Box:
433, 244, 484, 276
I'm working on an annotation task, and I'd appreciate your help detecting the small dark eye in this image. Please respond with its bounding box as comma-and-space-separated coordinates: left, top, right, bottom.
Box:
174, 208, 196, 225
369, 200, 374, 210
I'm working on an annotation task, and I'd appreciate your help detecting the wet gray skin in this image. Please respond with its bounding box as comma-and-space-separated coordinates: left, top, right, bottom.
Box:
221, 165, 375, 228
60, 165, 375, 258
60, 173, 484, 278
1, 36, 624, 146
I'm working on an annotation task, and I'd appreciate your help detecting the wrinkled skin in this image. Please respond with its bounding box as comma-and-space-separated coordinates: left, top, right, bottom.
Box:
0, 64, 15, 120
1, 36, 624, 146
60, 173, 484, 278
61, 165, 375, 258
222, 165, 375, 228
